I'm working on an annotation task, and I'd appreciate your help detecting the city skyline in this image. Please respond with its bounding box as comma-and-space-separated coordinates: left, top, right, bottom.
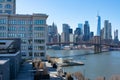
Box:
16, 0, 120, 39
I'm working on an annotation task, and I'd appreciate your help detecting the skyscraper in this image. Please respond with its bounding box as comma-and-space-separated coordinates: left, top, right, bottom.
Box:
83, 21, 90, 41
104, 20, 112, 39
114, 29, 119, 43
62, 24, 70, 42
0, 0, 16, 14
47, 23, 59, 43
97, 15, 101, 36
78, 23, 83, 35
114, 29, 118, 39
74, 27, 82, 35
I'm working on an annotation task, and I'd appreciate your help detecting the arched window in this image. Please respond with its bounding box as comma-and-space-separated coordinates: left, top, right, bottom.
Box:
5, 4, 12, 9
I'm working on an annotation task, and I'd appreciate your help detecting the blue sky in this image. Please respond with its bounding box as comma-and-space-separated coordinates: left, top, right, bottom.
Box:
16, 0, 120, 39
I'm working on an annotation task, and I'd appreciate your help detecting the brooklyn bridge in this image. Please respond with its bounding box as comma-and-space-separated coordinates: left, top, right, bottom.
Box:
46, 36, 120, 53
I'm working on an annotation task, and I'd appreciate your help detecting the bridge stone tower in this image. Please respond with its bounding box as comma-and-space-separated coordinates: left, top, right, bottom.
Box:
94, 36, 101, 53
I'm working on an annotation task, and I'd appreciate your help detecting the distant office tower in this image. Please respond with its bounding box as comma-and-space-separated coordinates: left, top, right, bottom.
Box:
114, 29, 119, 43
61, 32, 65, 42
114, 29, 118, 39
0, 0, 16, 14
83, 21, 90, 41
62, 24, 70, 42
78, 23, 83, 35
47, 23, 59, 43
90, 32, 94, 39
69, 28, 73, 34
101, 28, 104, 40
104, 20, 112, 39
97, 15, 101, 36
69, 28, 73, 43
0, 14, 48, 59
74, 27, 82, 35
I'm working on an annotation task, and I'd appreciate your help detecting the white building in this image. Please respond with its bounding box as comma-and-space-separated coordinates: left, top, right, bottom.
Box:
0, 14, 48, 59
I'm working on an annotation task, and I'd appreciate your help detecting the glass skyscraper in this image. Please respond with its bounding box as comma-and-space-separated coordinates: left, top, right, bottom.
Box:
104, 20, 112, 39
83, 21, 90, 41
97, 15, 101, 36
62, 24, 70, 42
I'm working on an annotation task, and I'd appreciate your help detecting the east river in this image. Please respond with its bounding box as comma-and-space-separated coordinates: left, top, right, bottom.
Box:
46, 50, 120, 80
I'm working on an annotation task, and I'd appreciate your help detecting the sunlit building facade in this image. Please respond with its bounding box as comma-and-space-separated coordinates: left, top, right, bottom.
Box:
0, 14, 48, 59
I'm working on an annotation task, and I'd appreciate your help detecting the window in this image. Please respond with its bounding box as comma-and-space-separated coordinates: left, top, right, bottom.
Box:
5, 4, 12, 9
0, 32, 6, 37
34, 52, 44, 57
29, 52, 32, 56
18, 33, 25, 38
22, 39, 27, 44
28, 39, 32, 44
0, 4, 3, 8
34, 20, 45, 25
8, 33, 17, 37
34, 32, 45, 38
29, 26, 32, 31
34, 27, 45, 31
34, 46, 45, 50
17, 20, 26, 25
34, 39, 45, 44
40, 52, 45, 56
28, 46, 32, 50
21, 52, 26, 56
18, 27, 25, 31
0, 18, 7, 24
0, 26, 6, 30
8, 26, 16, 31
28, 21, 32, 24
21, 46, 27, 50
5, 10, 12, 14
9, 20, 16, 24
38, 46, 45, 50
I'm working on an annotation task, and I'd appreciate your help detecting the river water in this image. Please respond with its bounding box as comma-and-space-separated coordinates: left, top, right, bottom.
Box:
46, 50, 120, 80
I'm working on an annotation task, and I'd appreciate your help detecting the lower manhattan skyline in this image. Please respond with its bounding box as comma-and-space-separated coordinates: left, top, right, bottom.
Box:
17, 0, 119, 39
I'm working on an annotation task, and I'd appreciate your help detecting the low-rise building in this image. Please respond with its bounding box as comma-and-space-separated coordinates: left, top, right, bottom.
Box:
0, 38, 21, 79
0, 59, 10, 80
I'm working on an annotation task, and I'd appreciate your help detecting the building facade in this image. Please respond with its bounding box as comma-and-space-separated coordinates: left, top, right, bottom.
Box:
0, 14, 48, 59
0, 0, 16, 14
